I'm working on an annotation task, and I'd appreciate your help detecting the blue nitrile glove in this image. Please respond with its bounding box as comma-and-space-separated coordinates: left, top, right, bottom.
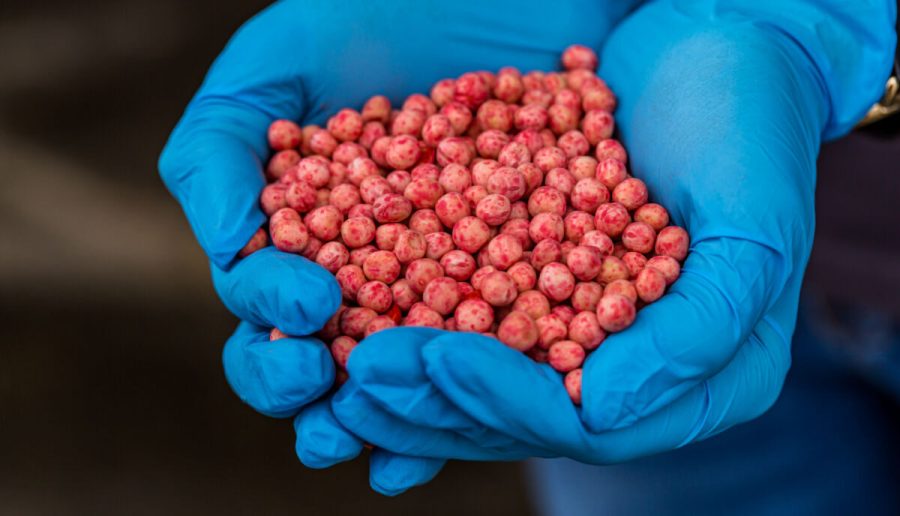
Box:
326, 1, 897, 465
157, 0, 643, 494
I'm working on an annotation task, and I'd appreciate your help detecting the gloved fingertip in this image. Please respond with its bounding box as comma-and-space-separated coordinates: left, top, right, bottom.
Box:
223, 328, 335, 417
253, 248, 343, 335
213, 247, 343, 335
294, 401, 364, 469
369, 450, 445, 496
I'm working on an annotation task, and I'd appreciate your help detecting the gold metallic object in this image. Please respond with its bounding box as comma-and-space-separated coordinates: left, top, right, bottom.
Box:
857, 56, 900, 127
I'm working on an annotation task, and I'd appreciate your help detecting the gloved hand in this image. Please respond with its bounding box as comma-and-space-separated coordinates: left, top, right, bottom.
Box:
157, 0, 642, 494
323, 0, 897, 464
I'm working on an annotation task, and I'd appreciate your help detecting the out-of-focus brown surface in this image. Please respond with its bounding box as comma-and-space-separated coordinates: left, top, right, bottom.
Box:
0, 2, 534, 514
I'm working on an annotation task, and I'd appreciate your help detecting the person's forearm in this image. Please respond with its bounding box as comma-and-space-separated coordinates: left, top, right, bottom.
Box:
617, 0, 896, 139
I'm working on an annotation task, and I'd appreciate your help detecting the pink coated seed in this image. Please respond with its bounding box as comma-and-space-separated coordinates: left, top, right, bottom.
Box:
604, 279, 638, 304
362, 95, 391, 123
529, 213, 565, 243
633, 203, 670, 231
621, 222, 657, 254
621, 251, 649, 278
486, 166, 527, 201
581, 109, 614, 145
635, 266, 666, 303
391, 109, 426, 137
564, 211, 595, 243
393, 229, 427, 264
260, 183, 288, 216
430, 79, 456, 107
548, 340, 585, 372
408, 209, 443, 235
556, 130, 590, 158
340, 307, 378, 339
404, 305, 445, 329
544, 167, 576, 195
267, 149, 301, 180
328, 183, 361, 214
440, 101, 473, 135
363, 250, 401, 284
571, 281, 603, 312
497, 311, 539, 351
440, 250, 477, 281
538, 262, 576, 302
565, 245, 603, 281
536, 313, 567, 349
595, 293, 637, 332
598, 255, 630, 284
500, 218, 532, 249
568, 156, 598, 181
364, 316, 397, 337
527, 186, 567, 217
568, 311, 606, 351
340, 216, 376, 248
571, 178, 610, 213
326, 108, 363, 142
561, 44, 598, 71
435, 192, 471, 228
359, 176, 392, 204
375, 223, 404, 251
476, 194, 512, 226
595, 158, 627, 190
452, 216, 491, 253
391, 279, 420, 311
654, 226, 690, 261
438, 163, 472, 193
404, 178, 444, 209
356, 281, 394, 313
533, 146, 567, 172
480, 271, 518, 307
593, 202, 631, 238
269, 208, 309, 253
330, 336, 358, 369
512, 290, 551, 320
424, 231, 454, 260
507, 261, 537, 292
530, 239, 563, 270
239, 228, 268, 258
565, 368, 583, 405
386, 135, 421, 170
405, 258, 444, 294
423, 277, 461, 315
612, 178, 649, 211
268, 119, 302, 150
315, 241, 350, 273
486, 234, 524, 271
305, 205, 344, 241
454, 299, 495, 333
646, 255, 681, 285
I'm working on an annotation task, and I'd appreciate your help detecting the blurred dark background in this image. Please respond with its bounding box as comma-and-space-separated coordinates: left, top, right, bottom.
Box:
0, 1, 897, 515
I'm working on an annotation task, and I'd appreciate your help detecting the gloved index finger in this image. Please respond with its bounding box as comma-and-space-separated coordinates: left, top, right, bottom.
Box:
158, 2, 306, 269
